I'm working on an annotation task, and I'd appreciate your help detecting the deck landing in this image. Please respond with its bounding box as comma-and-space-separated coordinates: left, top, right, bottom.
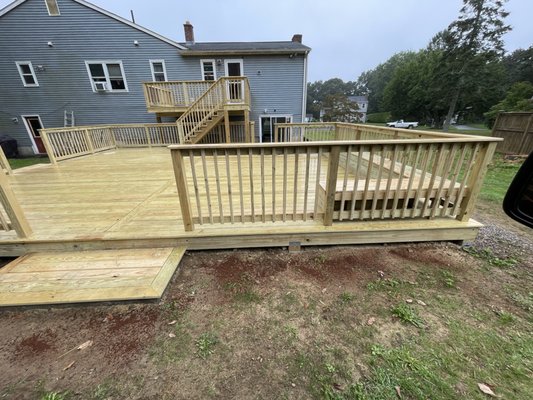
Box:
0, 247, 186, 307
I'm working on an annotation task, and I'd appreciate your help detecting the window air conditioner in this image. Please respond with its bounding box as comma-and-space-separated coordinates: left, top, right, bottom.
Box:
94, 82, 107, 91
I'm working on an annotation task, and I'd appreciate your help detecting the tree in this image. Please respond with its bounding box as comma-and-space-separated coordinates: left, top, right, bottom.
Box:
484, 81, 533, 127
321, 94, 362, 122
355, 52, 413, 113
306, 79, 360, 119
437, 0, 511, 131
503, 46, 533, 85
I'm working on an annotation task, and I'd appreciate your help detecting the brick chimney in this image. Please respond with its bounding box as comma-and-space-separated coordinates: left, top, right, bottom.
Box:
184, 21, 194, 44
291, 34, 302, 43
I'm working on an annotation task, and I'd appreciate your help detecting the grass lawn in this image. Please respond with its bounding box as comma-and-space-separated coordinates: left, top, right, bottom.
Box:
480, 153, 522, 203
8, 156, 49, 169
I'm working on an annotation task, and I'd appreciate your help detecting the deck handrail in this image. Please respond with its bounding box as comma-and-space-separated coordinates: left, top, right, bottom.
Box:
142, 80, 215, 109
170, 136, 499, 231
176, 76, 250, 144
0, 171, 32, 238
273, 122, 491, 142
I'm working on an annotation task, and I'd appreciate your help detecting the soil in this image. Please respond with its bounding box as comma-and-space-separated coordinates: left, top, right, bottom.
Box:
0, 202, 531, 399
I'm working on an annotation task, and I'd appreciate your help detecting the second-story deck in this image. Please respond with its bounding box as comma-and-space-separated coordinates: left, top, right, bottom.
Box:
142, 77, 250, 115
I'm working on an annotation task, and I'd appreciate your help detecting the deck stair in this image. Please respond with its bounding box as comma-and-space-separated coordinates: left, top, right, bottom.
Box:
176, 77, 245, 144
0, 247, 186, 307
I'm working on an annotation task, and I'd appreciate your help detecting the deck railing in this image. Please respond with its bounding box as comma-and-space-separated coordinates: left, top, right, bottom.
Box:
0, 170, 32, 238
143, 81, 215, 110
40, 123, 180, 163
274, 122, 476, 142
170, 136, 500, 231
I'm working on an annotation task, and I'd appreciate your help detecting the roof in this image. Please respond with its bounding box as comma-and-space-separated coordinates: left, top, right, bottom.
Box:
0, 0, 187, 50
348, 96, 368, 102
179, 41, 311, 56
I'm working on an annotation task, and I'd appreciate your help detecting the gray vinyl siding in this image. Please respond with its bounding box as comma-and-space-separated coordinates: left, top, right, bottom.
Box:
0, 0, 307, 153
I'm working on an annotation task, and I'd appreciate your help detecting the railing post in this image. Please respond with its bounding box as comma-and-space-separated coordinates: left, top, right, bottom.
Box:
171, 149, 194, 231
250, 121, 255, 143
177, 123, 185, 144
182, 82, 189, 105
144, 126, 152, 148
0, 146, 13, 175
334, 123, 340, 140
224, 111, 231, 143
39, 130, 57, 164
457, 142, 497, 222
324, 145, 341, 226
0, 172, 32, 238
84, 129, 95, 154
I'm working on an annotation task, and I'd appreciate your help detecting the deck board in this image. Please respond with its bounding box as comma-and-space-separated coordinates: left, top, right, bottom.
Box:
0, 247, 186, 306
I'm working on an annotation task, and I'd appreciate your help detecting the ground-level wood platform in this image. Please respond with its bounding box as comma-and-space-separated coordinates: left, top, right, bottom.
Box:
0, 247, 186, 307
0, 148, 481, 255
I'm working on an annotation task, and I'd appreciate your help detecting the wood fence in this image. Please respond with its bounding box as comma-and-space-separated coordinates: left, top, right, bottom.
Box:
170, 135, 499, 231
492, 112, 533, 154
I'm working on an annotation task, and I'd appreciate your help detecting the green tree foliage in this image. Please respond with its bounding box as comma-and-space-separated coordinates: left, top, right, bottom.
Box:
484, 81, 533, 127
321, 94, 362, 122
306, 78, 359, 119
436, 0, 511, 131
355, 52, 413, 113
503, 46, 533, 85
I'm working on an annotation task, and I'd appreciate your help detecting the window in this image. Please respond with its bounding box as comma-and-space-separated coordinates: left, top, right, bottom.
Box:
85, 61, 128, 92
149, 60, 167, 82
16, 62, 39, 87
201, 59, 216, 81
45, 0, 60, 16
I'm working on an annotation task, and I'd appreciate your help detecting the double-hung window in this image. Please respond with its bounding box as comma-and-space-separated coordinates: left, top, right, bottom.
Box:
16, 62, 39, 87
86, 61, 128, 92
150, 60, 167, 82
201, 59, 216, 81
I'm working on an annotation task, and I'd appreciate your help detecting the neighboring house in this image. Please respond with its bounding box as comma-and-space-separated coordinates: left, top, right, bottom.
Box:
347, 96, 368, 122
0, 0, 310, 155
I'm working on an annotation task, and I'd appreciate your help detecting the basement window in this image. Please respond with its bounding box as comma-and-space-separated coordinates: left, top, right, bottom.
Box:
201, 60, 216, 81
16, 62, 39, 87
45, 0, 60, 16
85, 61, 128, 92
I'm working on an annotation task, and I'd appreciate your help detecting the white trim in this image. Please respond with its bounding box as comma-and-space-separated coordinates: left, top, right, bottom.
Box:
224, 59, 244, 77
85, 60, 129, 92
149, 59, 167, 82
44, 0, 60, 16
200, 59, 217, 81
0, 0, 187, 50
258, 114, 293, 143
21, 114, 45, 154
15, 61, 39, 87
302, 52, 308, 122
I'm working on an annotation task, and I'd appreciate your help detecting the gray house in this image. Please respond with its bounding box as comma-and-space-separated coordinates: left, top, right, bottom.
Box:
0, 0, 310, 155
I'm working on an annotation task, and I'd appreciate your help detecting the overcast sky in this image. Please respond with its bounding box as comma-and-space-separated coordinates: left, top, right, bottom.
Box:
2, 0, 532, 81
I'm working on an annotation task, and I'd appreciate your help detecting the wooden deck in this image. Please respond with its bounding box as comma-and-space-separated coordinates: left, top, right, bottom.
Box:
0, 247, 186, 306
0, 148, 482, 256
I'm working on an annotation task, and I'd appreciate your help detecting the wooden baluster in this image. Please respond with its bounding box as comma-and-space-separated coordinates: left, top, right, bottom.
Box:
349, 145, 364, 220
313, 147, 323, 218
324, 145, 341, 226
338, 145, 352, 221
213, 149, 224, 223
303, 147, 311, 221
188, 150, 203, 225
237, 149, 244, 222
260, 148, 266, 223
200, 149, 213, 224
171, 149, 194, 231
441, 143, 468, 216
381, 144, 400, 219
224, 149, 234, 224
292, 147, 299, 221
0, 172, 32, 237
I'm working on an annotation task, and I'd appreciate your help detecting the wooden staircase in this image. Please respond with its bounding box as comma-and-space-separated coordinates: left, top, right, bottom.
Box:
176, 77, 248, 144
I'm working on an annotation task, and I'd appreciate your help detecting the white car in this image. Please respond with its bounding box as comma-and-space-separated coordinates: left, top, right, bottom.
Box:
386, 120, 419, 129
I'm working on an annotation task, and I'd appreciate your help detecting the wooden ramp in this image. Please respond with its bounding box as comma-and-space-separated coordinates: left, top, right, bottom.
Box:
0, 247, 186, 307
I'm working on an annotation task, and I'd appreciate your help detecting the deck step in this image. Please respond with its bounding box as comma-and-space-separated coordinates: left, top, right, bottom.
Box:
0, 247, 187, 307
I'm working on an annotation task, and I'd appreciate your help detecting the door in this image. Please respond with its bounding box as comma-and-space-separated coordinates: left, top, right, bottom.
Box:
224, 59, 244, 102
260, 115, 292, 143
22, 115, 46, 154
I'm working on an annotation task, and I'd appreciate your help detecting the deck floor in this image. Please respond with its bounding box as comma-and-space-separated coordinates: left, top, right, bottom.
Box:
0, 148, 481, 255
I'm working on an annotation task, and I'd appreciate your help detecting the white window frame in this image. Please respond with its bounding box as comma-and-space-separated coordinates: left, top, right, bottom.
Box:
200, 59, 217, 81
224, 59, 244, 77
149, 59, 167, 82
16, 61, 39, 87
44, 0, 61, 16
85, 60, 129, 92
